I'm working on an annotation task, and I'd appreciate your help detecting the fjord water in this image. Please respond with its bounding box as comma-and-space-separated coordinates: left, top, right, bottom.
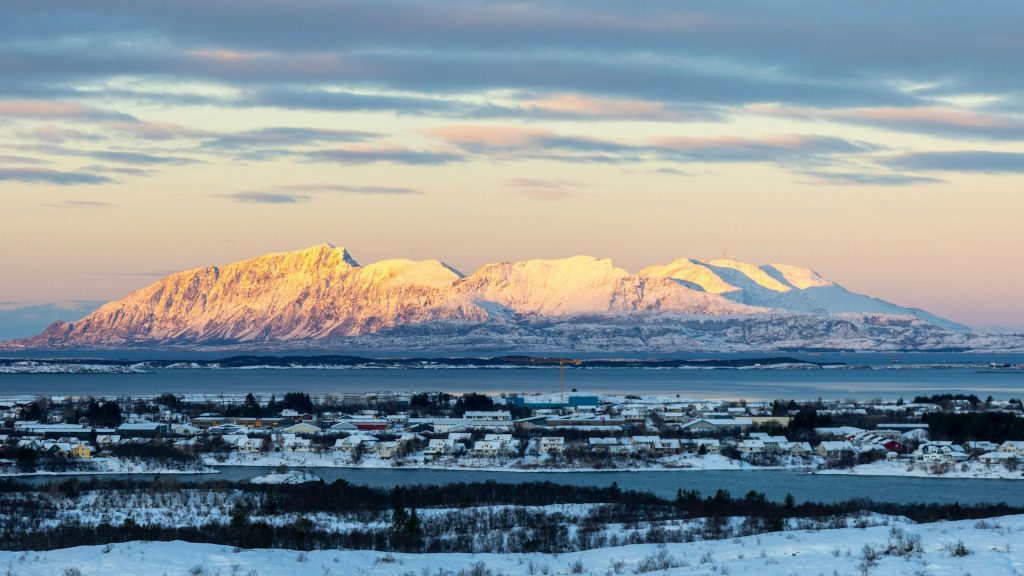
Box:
12, 467, 1024, 506
3, 365, 1024, 399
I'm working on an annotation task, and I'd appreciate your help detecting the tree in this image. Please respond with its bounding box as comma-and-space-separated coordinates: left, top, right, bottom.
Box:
282, 392, 314, 414
404, 508, 422, 547
242, 393, 261, 417
453, 393, 494, 416
15, 447, 38, 472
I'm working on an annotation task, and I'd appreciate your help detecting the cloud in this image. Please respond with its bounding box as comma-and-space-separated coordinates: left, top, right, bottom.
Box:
305, 145, 463, 165
0, 154, 48, 165
427, 124, 873, 167
220, 182, 424, 203
799, 171, 945, 186
883, 151, 1024, 173
48, 199, 115, 208
201, 126, 377, 150
0, 167, 115, 185
751, 104, 1024, 140
505, 93, 695, 121
506, 177, 589, 201
276, 183, 422, 195
0, 99, 131, 121
17, 124, 97, 143
88, 150, 201, 165
220, 191, 308, 204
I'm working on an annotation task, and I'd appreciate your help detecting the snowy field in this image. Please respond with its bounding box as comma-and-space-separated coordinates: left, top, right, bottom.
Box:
2, 514, 1023, 575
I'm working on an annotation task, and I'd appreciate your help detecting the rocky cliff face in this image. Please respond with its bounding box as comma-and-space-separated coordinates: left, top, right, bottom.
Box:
10, 244, 980, 352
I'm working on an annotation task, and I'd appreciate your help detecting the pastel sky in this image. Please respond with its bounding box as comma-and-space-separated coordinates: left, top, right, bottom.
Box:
2, 0, 1023, 337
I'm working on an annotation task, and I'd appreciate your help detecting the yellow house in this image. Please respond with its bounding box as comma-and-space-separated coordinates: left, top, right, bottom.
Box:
69, 443, 94, 459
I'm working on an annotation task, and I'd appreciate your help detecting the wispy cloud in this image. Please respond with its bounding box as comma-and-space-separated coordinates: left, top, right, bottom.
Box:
202, 126, 377, 150
883, 151, 1024, 173
751, 104, 1024, 141
48, 199, 115, 208
506, 177, 590, 201
220, 182, 424, 204
799, 171, 945, 186
276, 183, 422, 195
88, 150, 201, 165
0, 154, 48, 165
305, 145, 463, 165
220, 191, 308, 204
0, 167, 115, 185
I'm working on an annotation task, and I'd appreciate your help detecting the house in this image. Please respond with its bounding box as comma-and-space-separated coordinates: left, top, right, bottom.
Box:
464, 411, 512, 421
738, 439, 767, 454
677, 418, 752, 435
425, 438, 461, 457
281, 422, 321, 436
538, 436, 565, 454
272, 433, 312, 452
95, 435, 121, 447
816, 441, 855, 459
998, 441, 1024, 456
328, 421, 358, 433
788, 442, 813, 456
333, 435, 375, 452
979, 451, 1017, 465
375, 441, 399, 458
914, 441, 968, 463
68, 443, 94, 459
472, 440, 502, 457
747, 433, 789, 453
686, 438, 721, 454
279, 409, 314, 421
117, 422, 170, 437
235, 436, 262, 452
632, 436, 661, 451
963, 441, 1000, 453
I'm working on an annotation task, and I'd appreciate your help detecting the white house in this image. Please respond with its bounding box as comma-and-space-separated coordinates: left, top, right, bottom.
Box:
538, 436, 565, 454
979, 451, 1017, 465
914, 441, 968, 463
472, 440, 502, 457
998, 441, 1024, 456
816, 441, 855, 459
425, 438, 459, 457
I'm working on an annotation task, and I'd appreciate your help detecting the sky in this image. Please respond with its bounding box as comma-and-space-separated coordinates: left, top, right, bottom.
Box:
1, 0, 1024, 337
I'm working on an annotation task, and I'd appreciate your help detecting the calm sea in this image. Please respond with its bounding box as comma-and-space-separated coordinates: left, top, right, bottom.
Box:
2, 365, 1024, 400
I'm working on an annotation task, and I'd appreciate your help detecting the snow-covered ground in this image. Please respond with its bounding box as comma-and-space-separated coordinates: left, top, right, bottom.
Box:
0, 456, 214, 478
202, 451, 760, 472
817, 459, 1024, 480
249, 470, 319, 484
3, 514, 1023, 575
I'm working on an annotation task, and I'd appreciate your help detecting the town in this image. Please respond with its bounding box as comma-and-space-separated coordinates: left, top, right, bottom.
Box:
2, 391, 1023, 478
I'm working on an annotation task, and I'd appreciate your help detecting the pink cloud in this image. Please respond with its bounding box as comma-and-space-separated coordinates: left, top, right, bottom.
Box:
426, 125, 554, 148
0, 100, 110, 120
749, 103, 1023, 133
517, 93, 681, 120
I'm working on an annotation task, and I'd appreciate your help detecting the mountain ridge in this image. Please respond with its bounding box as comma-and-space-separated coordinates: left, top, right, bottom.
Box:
4, 244, 991, 353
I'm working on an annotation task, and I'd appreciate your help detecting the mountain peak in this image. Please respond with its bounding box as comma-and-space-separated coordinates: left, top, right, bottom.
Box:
2, 245, 973, 350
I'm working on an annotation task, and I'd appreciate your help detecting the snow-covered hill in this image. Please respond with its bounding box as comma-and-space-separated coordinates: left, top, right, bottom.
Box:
5, 244, 1005, 352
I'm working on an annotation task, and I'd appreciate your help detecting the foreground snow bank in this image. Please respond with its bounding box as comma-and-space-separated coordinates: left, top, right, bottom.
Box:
4, 514, 1024, 575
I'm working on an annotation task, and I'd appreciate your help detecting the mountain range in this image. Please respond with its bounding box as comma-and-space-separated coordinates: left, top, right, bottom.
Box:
4, 243, 1015, 352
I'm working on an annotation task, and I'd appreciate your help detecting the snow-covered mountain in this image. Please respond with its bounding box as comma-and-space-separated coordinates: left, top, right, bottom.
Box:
5, 244, 1000, 352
